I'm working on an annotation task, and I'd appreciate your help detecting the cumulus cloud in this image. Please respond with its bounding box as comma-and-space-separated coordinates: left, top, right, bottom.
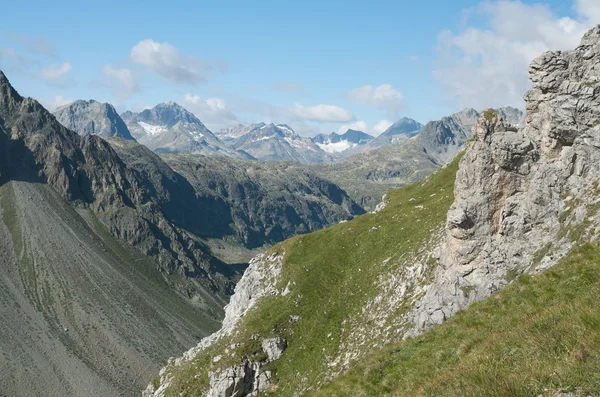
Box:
348, 84, 406, 118
100, 65, 138, 99
434, 0, 599, 109
372, 119, 393, 135
336, 119, 393, 136
272, 81, 309, 96
337, 121, 369, 134
287, 103, 355, 123
183, 93, 238, 130
39, 62, 72, 82
131, 39, 216, 84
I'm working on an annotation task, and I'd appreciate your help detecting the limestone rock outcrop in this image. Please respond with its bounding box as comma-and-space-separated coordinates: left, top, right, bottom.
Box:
413, 26, 600, 331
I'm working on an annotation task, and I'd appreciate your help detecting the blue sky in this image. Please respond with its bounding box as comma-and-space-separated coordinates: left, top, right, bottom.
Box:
1, 0, 598, 136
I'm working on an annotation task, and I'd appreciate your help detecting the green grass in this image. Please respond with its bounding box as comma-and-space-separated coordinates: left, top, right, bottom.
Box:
162, 156, 463, 396
312, 242, 600, 397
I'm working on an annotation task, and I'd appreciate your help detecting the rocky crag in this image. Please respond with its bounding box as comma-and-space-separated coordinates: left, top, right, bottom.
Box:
144, 26, 600, 397
412, 25, 600, 332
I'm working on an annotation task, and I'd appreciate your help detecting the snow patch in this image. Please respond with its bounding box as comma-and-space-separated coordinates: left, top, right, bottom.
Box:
316, 139, 356, 153
138, 121, 167, 136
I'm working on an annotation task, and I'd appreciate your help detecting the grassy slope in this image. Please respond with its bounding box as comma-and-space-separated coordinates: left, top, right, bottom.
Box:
313, 241, 600, 397
163, 157, 461, 396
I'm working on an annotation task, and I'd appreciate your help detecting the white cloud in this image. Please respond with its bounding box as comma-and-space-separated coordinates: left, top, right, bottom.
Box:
131, 39, 213, 84
372, 119, 393, 135
434, 0, 598, 109
348, 84, 406, 118
272, 81, 309, 96
38, 62, 72, 84
101, 65, 138, 99
336, 119, 393, 136
337, 121, 369, 134
576, 0, 600, 21
38, 95, 73, 111
287, 103, 355, 123
183, 93, 238, 130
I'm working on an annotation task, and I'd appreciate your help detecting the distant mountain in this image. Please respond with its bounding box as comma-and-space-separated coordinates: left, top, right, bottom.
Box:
313, 129, 374, 153
217, 123, 263, 143
497, 106, 524, 125
53, 99, 135, 140
122, 102, 247, 158
365, 117, 423, 150
231, 123, 332, 164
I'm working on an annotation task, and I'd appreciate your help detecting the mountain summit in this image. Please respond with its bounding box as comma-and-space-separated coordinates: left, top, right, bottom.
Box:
53, 99, 135, 140
365, 117, 423, 150
122, 102, 245, 157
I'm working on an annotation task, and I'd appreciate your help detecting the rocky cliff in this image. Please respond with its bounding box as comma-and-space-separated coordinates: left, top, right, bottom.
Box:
412, 25, 600, 332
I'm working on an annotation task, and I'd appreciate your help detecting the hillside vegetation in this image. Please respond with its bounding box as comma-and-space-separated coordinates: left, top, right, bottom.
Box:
314, 240, 600, 396
155, 155, 462, 396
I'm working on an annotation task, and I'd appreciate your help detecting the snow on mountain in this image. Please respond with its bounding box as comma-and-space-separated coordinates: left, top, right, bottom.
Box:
121, 102, 248, 158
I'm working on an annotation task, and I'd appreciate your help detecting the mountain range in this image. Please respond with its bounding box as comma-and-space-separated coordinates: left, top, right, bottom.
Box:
0, 70, 365, 396
228, 122, 332, 164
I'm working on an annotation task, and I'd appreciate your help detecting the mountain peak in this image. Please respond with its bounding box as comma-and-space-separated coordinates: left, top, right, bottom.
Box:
52, 98, 135, 140
382, 117, 423, 136
0, 70, 8, 85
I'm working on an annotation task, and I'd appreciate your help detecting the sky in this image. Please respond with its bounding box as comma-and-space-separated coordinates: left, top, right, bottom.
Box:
1, 0, 599, 136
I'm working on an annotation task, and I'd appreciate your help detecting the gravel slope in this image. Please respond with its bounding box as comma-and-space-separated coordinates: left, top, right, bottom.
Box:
0, 181, 220, 396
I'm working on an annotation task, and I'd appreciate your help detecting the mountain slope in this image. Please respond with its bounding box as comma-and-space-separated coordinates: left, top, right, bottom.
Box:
314, 240, 600, 396
107, 138, 364, 250
0, 179, 219, 396
53, 99, 135, 140
122, 102, 245, 158
231, 123, 332, 164
0, 69, 237, 309
145, 153, 461, 397
145, 26, 600, 397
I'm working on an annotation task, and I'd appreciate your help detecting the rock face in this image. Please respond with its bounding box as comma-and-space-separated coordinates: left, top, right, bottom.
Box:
145, 253, 286, 397
122, 102, 246, 158
53, 99, 135, 140
412, 26, 600, 331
